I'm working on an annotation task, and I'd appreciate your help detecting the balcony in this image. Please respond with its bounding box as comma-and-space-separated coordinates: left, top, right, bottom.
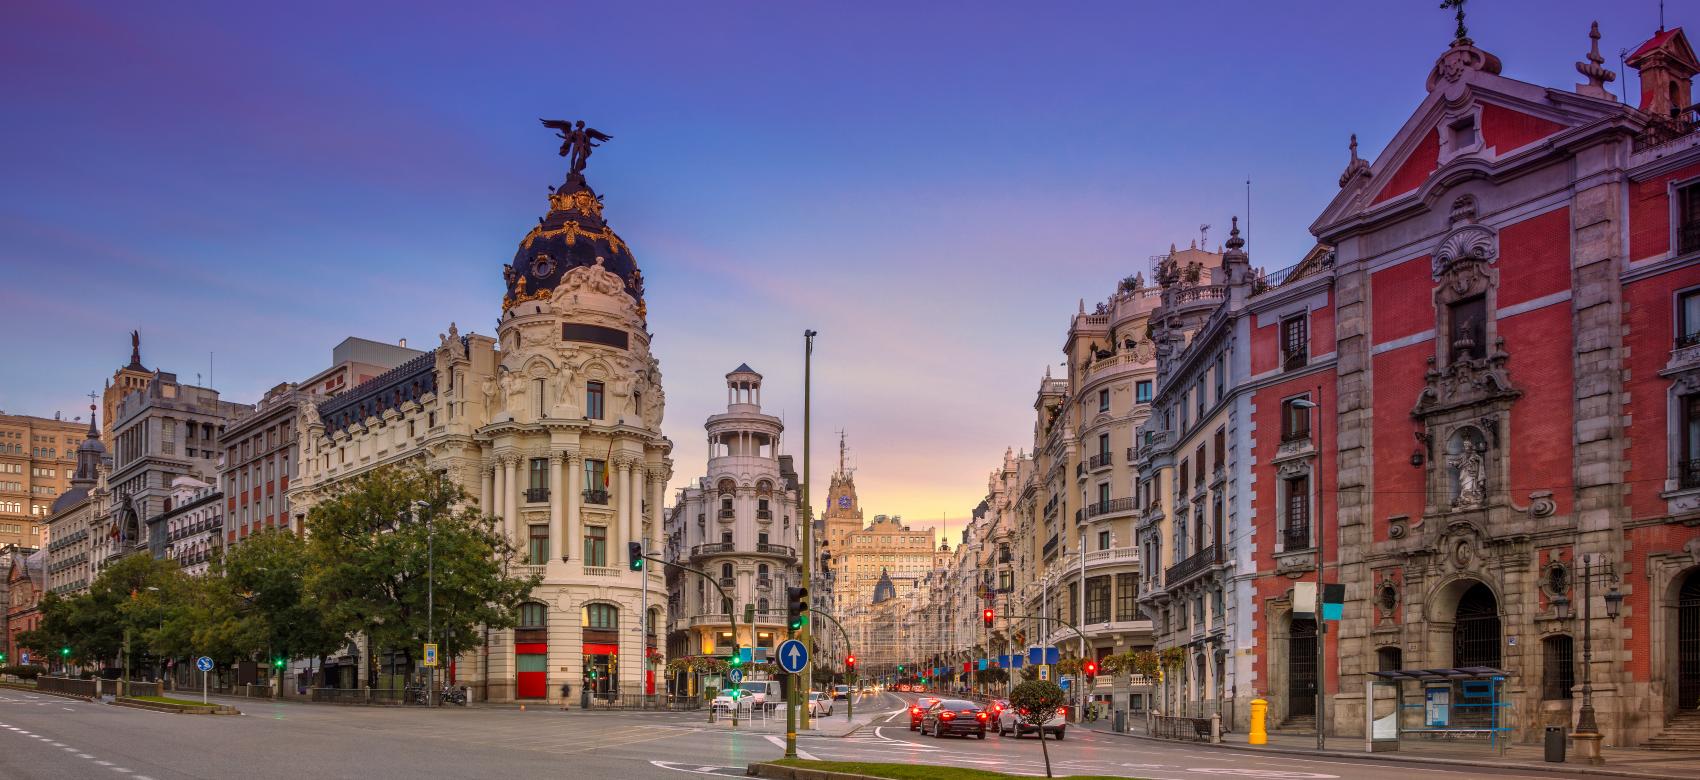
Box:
756, 509, 772, 520
1042, 535, 1059, 559
1679, 329, 1700, 350
756, 577, 773, 591
1083, 497, 1136, 521
515, 564, 546, 579
755, 542, 794, 557
718, 576, 735, 589
1164, 544, 1218, 587
582, 489, 610, 505
690, 542, 735, 559
1083, 546, 1139, 567
1076, 462, 1086, 479
718, 508, 735, 519
584, 566, 621, 577
1088, 452, 1113, 471
524, 487, 550, 503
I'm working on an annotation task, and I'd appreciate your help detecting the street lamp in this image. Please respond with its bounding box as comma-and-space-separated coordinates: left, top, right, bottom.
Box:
1568, 554, 1622, 766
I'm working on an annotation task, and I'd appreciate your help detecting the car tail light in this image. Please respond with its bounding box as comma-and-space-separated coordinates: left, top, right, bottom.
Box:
940, 712, 955, 720
1058, 707, 1067, 717
1019, 708, 1029, 715
910, 707, 920, 714
976, 712, 988, 721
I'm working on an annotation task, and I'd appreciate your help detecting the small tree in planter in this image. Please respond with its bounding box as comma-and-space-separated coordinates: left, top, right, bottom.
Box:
1009, 679, 1067, 777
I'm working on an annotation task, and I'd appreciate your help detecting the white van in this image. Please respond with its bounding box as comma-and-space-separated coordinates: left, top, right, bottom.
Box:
714, 680, 783, 712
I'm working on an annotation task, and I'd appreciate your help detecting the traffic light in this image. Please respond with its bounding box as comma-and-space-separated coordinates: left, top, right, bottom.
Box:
729, 645, 744, 667
983, 608, 995, 628
897, 665, 904, 673
0, 652, 7, 663
845, 655, 856, 672
786, 586, 809, 631
60, 647, 70, 658
1083, 660, 1098, 681
274, 658, 286, 669
628, 542, 644, 571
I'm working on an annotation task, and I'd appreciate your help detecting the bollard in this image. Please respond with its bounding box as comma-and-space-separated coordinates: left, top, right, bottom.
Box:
1248, 698, 1268, 745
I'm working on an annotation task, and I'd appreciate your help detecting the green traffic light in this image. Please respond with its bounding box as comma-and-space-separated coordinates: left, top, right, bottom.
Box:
274, 658, 285, 668
61, 647, 70, 657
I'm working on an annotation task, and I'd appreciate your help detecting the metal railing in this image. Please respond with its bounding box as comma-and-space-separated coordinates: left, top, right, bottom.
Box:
525, 487, 550, 502
718, 508, 735, 519
691, 542, 734, 558
1681, 459, 1700, 490
755, 542, 794, 556
583, 489, 610, 505
1164, 544, 1218, 586
1151, 713, 1215, 742
756, 509, 772, 520
1083, 497, 1136, 520
1088, 452, 1113, 471
1634, 111, 1700, 152
1282, 525, 1312, 551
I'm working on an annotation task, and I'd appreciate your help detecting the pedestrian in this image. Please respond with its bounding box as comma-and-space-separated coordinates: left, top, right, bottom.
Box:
560, 681, 571, 711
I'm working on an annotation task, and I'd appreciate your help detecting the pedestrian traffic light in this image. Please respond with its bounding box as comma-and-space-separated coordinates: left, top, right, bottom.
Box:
786, 586, 809, 631
983, 608, 995, 628
729, 646, 744, 667
628, 542, 644, 571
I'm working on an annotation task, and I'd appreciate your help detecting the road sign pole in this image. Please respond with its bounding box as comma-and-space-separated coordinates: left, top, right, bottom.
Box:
202, 670, 207, 705
785, 672, 797, 758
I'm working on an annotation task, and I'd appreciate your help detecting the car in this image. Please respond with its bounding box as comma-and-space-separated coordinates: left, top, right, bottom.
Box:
987, 698, 1009, 719
896, 684, 910, 692
833, 684, 850, 700
907, 698, 938, 730
920, 698, 989, 739
712, 680, 781, 712
996, 702, 1067, 739
808, 691, 833, 717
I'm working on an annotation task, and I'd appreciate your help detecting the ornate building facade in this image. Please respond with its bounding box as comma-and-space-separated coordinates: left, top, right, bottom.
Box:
664, 365, 802, 662
292, 162, 672, 704
43, 410, 105, 597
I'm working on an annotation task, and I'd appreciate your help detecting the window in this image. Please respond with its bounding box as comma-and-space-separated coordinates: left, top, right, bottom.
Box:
1681, 183, 1700, 255
534, 378, 547, 418
1284, 475, 1311, 549
528, 524, 549, 564
1213, 428, 1225, 472
1097, 482, 1111, 509
1542, 635, 1575, 700
721, 530, 732, 545
584, 459, 607, 495
999, 570, 1012, 591
757, 531, 768, 547
1281, 315, 1308, 371
528, 457, 548, 491
1215, 358, 1225, 402
1116, 573, 1138, 622
1448, 295, 1487, 362
1097, 529, 1111, 550
1377, 646, 1403, 672
520, 602, 547, 628
584, 603, 618, 629
1085, 576, 1111, 624
1098, 433, 1110, 459
585, 381, 605, 420
720, 562, 733, 579
1680, 290, 1700, 348
1281, 396, 1311, 442
1136, 381, 1153, 404
1449, 115, 1477, 149
1098, 389, 1110, 413
1178, 460, 1189, 495
1194, 445, 1206, 487
583, 525, 607, 566
1683, 394, 1700, 490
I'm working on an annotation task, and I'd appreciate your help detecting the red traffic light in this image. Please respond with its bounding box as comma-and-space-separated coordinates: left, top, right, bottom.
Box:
1084, 660, 1099, 677
846, 654, 856, 669
982, 608, 994, 627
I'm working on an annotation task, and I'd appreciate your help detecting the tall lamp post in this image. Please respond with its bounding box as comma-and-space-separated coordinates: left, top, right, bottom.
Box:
1551, 553, 1622, 765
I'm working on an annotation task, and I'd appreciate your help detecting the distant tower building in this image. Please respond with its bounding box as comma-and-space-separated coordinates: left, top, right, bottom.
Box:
44, 407, 108, 596
665, 365, 801, 662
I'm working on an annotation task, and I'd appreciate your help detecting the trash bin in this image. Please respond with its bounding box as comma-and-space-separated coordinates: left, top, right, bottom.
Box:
1545, 726, 1566, 763
1114, 709, 1126, 733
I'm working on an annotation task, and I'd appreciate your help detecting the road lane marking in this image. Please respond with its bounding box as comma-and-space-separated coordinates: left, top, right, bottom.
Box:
763, 735, 817, 760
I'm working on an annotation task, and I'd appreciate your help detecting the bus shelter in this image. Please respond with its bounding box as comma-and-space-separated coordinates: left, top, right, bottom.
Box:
1363, 667, 1510, 755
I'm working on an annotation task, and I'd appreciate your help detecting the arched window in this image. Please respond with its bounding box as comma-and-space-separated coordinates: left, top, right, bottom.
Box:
721, 562, 733, 579
758, 563, 769, 578
758, 598, 769, 613
520, 602, 547, 629
1541, 635, 1574, 700
583, 603, 618, 630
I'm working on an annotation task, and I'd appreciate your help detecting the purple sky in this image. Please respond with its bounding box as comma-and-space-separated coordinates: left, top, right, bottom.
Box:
0, 1, 1671, 543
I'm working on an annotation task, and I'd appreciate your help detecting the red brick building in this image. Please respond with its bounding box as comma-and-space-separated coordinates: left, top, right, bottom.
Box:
1307, 24, 1700, 747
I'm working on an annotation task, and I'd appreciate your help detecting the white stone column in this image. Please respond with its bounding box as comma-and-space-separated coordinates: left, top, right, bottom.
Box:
481, 464, 494, 517
502, 456, 519, 543
631, 463, 647, 561
548, 452, 564, 563
614, 459, 630, 559
566, 453, 582, 565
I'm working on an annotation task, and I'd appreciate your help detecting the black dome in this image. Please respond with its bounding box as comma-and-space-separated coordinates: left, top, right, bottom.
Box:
505, 172, 644, 309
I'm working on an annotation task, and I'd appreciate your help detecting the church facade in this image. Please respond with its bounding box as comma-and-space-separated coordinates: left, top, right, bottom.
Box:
290, 163, 672, 704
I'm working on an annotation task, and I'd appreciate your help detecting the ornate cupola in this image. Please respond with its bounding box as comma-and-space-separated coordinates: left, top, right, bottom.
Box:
1627, 26, 1699, 119
503, 145, 645, 317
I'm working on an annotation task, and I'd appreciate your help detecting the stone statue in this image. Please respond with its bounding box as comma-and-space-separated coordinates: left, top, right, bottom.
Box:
556, 364, 581, 416
540, 119, 613, 177
1449, 440, 1485, 509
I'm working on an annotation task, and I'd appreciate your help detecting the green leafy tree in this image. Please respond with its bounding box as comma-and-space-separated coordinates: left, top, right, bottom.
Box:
27, 555, 186, 672
1009, 679, 1068, 777
305, 464, 537, 682
224, 529, 345, 672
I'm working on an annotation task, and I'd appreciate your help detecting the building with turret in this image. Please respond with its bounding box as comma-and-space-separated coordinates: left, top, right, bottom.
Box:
44, 407, 107, 596
291, 154, 672, 704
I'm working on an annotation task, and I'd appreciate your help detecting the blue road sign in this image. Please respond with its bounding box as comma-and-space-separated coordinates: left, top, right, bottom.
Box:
195, 656, 214, 672
727, 667, 744, 684
777, 639, 809, 674
19, 652, 28, 666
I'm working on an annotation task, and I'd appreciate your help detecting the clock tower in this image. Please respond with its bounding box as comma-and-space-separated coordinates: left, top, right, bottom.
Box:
820, 433, 864, 614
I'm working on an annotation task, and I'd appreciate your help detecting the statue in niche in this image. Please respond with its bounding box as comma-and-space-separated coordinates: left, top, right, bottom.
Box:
641, 358, 665, 428
555, 363, 580, 416
1446, 426, 1488, 510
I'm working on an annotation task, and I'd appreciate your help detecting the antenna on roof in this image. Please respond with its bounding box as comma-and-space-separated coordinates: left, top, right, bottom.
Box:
1246, 178, 1253, 253
1198, 224, 1210, 248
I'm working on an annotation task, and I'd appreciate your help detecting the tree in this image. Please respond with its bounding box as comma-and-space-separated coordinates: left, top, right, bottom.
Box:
304, 464, 537, 682
224, 529, 345, 674
1009, 679, 1067, 778
25, 555, 186, 673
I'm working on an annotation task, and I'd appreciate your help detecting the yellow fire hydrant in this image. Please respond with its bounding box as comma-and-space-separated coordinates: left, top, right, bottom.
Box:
1249, 698, 1268, 745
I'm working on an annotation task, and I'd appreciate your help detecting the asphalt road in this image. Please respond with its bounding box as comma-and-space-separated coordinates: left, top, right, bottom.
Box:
0, 688, 1638, 779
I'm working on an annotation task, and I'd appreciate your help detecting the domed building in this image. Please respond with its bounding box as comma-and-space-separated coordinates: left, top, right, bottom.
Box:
293, 152, 672, 704
43, 408, 108, 596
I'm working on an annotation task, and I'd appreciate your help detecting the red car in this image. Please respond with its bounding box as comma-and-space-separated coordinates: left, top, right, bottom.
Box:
920, 698, 990, 739
908, 697, 941, 730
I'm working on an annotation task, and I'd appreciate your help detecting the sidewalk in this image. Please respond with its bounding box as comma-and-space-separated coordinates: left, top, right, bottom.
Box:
1085, 721, 1700, 780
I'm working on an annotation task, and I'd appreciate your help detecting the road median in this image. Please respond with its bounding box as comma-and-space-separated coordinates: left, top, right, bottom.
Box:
750, 760, 1131, 780
112, 695, 240, 715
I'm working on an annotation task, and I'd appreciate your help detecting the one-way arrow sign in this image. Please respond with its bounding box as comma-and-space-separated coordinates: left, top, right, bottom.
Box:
777, 638, 809, 674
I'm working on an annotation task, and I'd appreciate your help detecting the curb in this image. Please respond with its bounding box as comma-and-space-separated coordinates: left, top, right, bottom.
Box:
1083, 725, 1691, 780
748, 762, 885, 780
112, 696, 241, 715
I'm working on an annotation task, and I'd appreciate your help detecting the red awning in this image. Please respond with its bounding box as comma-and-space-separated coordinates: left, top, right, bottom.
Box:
583, 643, 619, 655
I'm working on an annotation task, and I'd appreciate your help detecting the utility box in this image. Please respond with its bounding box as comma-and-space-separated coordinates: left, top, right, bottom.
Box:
1544, 726, 1566, 763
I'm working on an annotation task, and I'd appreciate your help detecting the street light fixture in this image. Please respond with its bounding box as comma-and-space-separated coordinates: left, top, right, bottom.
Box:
1570, 554, 1622, 766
